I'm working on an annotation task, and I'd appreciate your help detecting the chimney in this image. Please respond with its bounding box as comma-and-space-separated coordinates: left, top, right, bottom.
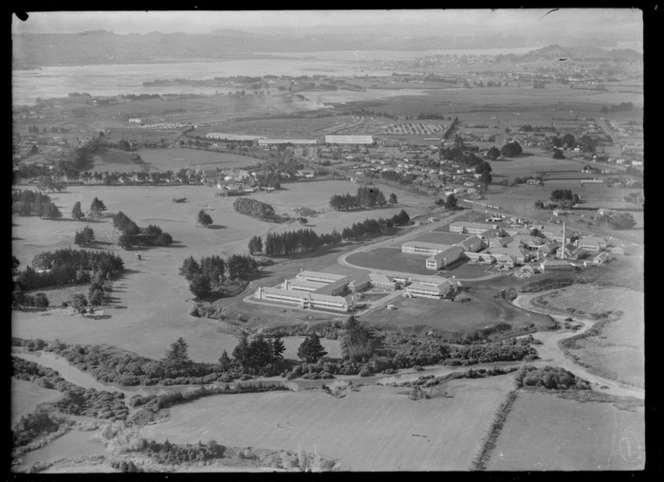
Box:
561, 222, 566, 260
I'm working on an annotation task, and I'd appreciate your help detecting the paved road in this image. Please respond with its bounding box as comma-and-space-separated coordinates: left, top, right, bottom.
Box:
597, 117, 621, 147
513, 293, 644, 400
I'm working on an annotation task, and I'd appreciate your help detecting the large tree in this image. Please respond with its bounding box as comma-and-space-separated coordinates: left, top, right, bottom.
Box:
189, 273, 211, 298
389, 193, 398, 205
340, 315, 377, 362
248, 235, 263, 255
445, 194, 458, 210
197, 209, 213, 228
500, 141, 523, 158
297, 333, 327, 363
71, 201, 84, 220
486, 146, 501, 160
164, 337, 190, 370
89, 197, 106, 217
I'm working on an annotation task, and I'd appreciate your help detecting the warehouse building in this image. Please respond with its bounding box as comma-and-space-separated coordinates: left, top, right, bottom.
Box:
426, 245, 465, 270
402, 241, 450, 256
324, 135, 375, 145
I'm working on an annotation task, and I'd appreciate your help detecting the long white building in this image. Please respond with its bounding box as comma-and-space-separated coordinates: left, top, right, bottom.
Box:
404, 278, 457, 299
296, 270, 348, 284
426, 245, 465, 270
254, 287, 353, 312
449, 221, 496, 235
401, 241, 450, 256
257, 139, 317, 146
325, 135, 374, 145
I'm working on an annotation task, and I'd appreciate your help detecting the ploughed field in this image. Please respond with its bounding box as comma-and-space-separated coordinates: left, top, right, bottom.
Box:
139, 374, 515, 471
487, 391, 645, 470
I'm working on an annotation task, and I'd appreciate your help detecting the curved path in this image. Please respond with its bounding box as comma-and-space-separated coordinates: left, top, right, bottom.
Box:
512, 293, 644, 400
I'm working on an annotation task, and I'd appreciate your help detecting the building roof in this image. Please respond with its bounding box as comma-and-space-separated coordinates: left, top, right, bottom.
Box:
287, 279, 328, 291
541, 260, 572, 267
450, 221, 495, 231
297, 270, 347, 282
407, 280, 453, 294
457, 235, 482, 249
257, 139, 317, 145
402, 240, 451, 251
260, 287, 350, 305
428, 245, 465, 261
205, 133, 265, 141
486, 246, 525, 258
408, 274, 450, 285
325, 135, 374, 145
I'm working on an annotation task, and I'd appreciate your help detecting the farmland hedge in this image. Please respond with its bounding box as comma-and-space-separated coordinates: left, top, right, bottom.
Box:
515, 365, 591, 390
233, 197, 283, 222
12, 190, 62, 218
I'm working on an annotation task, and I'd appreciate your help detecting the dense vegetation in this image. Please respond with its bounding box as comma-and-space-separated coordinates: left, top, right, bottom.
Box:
180, 254, 258, 297
596, 211, 637, 229
11, 355, 129, 420
263, 229, 342, 257
15, 248, 124, 291
12, 411, 63, 449
113, 211, 174, 249
500, 141, 523, 158
340, 210, 410, 240
329, 186, 388, 211
73, 226, 96, 246
233, 197, 283, 222
515, 365, 591, 390
12, 190, 62, 219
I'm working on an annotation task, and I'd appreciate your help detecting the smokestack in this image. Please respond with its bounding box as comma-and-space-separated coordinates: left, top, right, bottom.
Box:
561, 222, 566, 260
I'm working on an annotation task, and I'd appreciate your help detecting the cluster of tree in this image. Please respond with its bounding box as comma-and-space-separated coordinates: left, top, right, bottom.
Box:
596, 211, 637, 230
486, 146, 501, 160
601, 102, 634, 113
340, 210, 410, 240
515, 365, 590, 390
139, 439, 226, 466
501, 141, 523, 158
88, 197, 107, 217
113, 212, 173, 249
475, 161, 493, 184
435, 193, 458, 210
12, 410, 61, 448
440, 140, 484, 168
231, 333, 287, 374
533, 81, 546, 88
380, 170, 416, 185
34, 176, 66, 193
115, 139, 134, 151
73, 226, 95, 246
12, 291, 50, 310
550, 189, 580, 203
262, 228, 342, 257
297, 333, 328, 362
12, 190, 62, 218
552, 148, 565, 159
329, 186, 388, 211
254, 171, 281, 189
16, 248, 124, 291
415, 114, 451, 120
180, 254, 258, 297
56, 137, 104, 179
232, 197, 281, 222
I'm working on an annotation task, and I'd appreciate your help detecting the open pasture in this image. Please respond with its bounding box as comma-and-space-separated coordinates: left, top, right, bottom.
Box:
11, 378, 62, 424
489, 152, 590, 179
360, 288, 554, 334
136, 148, 262, 171
487, 391, 645, 470
139, 376, 515, 471
91, 148, 144, 173
16, 430, 108, 469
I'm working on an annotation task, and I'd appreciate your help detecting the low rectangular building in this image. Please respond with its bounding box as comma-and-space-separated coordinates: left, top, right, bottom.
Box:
450, 221, 496, 235
425, 245, 465, 270
369, 272, 397, 290
405, 279, 456, 299
296, 270, 348, 284
456, 235, 484, 252
592, 252, 611, 265
325, 135, 374, 145
578, 236, 607, 252
257, 139, 317, 146
402, 241, 450, 256
254, 287, 353, 312
540, 260, 575, 272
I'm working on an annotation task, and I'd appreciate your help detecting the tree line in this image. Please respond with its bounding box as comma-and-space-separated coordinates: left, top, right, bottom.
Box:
113, 211, 174, 249
261, 228, 343, 257
329, 186, 388, 211
12, 190, 62, 219
341, 210, 410, 240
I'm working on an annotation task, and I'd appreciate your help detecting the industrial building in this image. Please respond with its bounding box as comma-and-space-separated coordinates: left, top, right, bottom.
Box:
324, 135, 374, 145
401, 241, 451, 256
425, 245, 465, 270
254, 287, 353, 312
257, 139, 317, 146
449, 221, 496, 235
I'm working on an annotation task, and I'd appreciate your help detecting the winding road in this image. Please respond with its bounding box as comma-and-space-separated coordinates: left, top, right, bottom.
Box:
512, 293, 644, 400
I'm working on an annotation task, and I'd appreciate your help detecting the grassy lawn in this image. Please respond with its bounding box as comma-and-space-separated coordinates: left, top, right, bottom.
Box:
408, 231, 468, 245
139, 375, 515, 471
488, 391, 645, 470
345, 248, 432, 275
137, 148, 262, 171
11, 378, 62, 424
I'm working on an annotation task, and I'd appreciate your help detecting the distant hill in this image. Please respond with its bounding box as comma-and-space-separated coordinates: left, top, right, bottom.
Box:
495, 44, 642, 62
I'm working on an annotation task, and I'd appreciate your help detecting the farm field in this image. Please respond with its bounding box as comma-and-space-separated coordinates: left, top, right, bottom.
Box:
489, 152, 592, 179
139, 375, 515, 471
487, 391, 645, 470
136, 148, 263, 171
16, 430, 108, 469
360, 288, 554, 334
91, 148, 144, 173
538, 286, 644, 388
11, 378, 62, 424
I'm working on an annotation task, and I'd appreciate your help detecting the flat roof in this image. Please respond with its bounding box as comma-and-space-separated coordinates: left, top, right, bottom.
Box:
257, 139, 317, 145
287, 279, 328, 290
428, 245, 465, 260
261, 287, 349, 304
297, 270, 348, 281
450, 221, 494, 230
325, 135, 374, 144
402, 240, 451, 250
205, 133, 265, 141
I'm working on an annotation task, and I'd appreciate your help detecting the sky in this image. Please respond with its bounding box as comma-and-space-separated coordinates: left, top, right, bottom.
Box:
12, 9, 643, 41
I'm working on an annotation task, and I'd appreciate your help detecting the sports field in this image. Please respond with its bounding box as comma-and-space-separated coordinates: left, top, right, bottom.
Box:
488, 391, 645, 470
404, 231, 467, 246
139, 375, 515, 471
345, 248, 432, 275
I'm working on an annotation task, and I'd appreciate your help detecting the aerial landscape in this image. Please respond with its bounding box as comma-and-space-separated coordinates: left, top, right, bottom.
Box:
11, 9, 645, 473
